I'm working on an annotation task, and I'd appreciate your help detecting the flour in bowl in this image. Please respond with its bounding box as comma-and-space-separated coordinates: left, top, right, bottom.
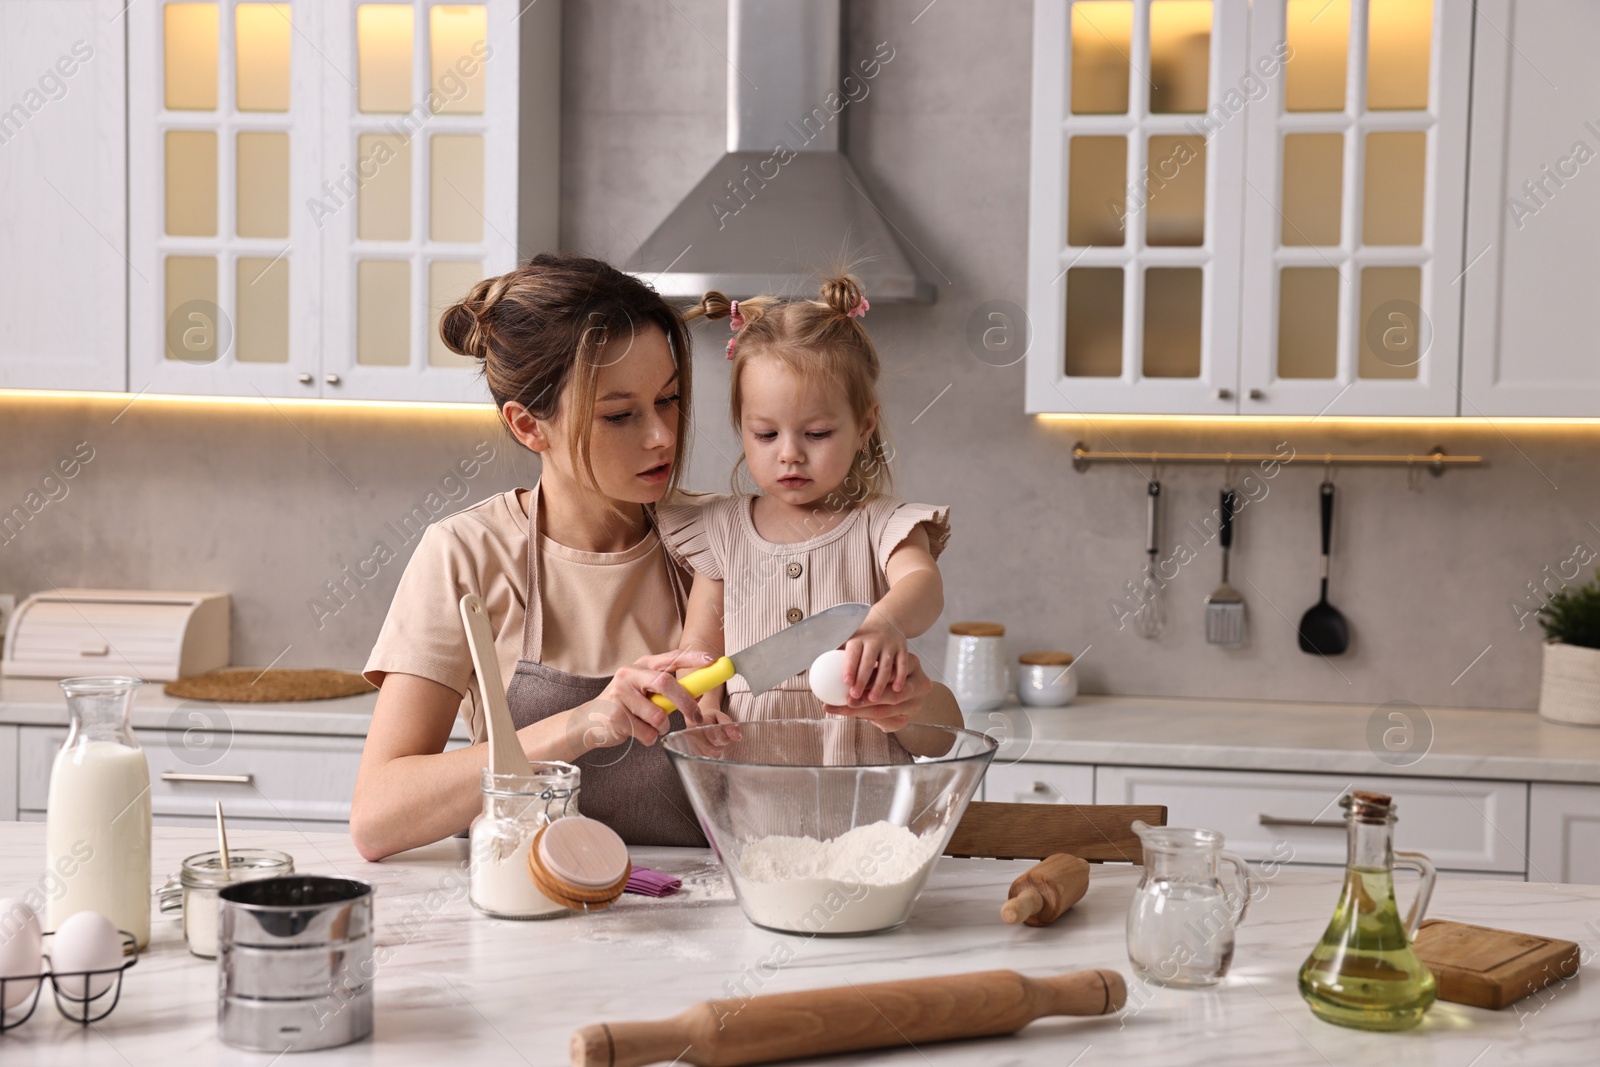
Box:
732, 822, 943, 934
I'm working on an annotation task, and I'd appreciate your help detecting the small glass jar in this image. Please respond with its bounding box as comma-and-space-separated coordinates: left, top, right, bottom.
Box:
469, 763, 580, 920
180, 848, 294, 958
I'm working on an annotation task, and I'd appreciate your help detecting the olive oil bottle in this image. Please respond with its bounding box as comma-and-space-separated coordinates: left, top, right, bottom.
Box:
1298, 792, 1438, 1031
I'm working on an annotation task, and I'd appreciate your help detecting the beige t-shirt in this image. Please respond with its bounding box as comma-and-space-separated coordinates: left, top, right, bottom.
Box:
363, 488, 684, 741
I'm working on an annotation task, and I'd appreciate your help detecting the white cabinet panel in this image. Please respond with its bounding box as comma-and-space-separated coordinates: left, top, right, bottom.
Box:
20, 725, 364, 824
982, 761, 1094, 805
1095, 765, 1528, 873
0, 724, 16, 821
0, 1, 126, 391
1460, 0, 1600, 416
1529, 783, 1600, 885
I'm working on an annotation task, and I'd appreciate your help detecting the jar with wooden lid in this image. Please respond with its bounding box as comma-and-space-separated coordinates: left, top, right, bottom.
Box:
945, 622, 1008, 713
1017, 651, 1078, 707
469, 763, 580, 920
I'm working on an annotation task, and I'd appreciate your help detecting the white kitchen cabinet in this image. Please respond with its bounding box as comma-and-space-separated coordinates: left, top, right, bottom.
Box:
19, 725, 365, 826
1459, 0, 1600, 417
982, 761, 1095, 805
1093, 765, 1529, 874
1528, 783, 1600, 884
1028, 0, 1473, 417
0, 725, 15, 821
124, 0, 558, 403
0, 0, 127, 392
1237, 0, 1472, 416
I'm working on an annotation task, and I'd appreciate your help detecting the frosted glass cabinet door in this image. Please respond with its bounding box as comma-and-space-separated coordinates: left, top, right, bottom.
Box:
1235, 0, 1473, 416
1460, 0, 1600, 417
0, 2, 127, 391
1026, 0, 1251, 415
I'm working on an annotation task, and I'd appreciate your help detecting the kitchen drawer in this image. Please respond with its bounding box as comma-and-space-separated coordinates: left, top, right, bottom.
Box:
19, 726, 364, 823
983, 762, 1094, 805
18, 809, 346, 834
1528, 783, 1600, 884
1094, 766, 1528, 874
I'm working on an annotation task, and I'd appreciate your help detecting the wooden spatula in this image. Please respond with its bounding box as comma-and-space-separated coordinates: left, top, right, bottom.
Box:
570, 967, 1125, 1067
460, 593, 532, 777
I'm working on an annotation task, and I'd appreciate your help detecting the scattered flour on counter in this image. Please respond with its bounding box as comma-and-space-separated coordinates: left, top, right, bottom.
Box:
733, 822, 943, 934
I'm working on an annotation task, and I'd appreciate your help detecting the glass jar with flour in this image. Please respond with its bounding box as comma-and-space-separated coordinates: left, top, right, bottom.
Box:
469, 763, 580, 919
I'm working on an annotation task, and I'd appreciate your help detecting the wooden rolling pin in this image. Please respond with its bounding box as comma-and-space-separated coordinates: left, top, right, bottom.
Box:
1001, 853, 1090, 927
570, 967, 1124, 1067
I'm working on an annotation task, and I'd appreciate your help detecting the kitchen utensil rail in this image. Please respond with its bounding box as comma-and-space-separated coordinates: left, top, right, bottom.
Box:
1069, 443, 1482, 475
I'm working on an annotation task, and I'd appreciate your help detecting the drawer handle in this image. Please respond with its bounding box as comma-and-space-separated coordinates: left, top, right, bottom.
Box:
161, 771, 254, 785
1259, 815, 1342, 829
79, 645, 109, 657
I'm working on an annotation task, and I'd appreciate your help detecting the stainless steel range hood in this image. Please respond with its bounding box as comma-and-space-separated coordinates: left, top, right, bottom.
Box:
625, 0, 935, 304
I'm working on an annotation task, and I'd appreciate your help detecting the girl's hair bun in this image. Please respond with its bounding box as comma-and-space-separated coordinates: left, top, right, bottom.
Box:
687, 289, 734, 322
818, 273, 866, 318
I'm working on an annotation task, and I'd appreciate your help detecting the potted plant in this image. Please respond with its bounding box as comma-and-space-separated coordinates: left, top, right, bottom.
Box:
1539, 572, 1600, 725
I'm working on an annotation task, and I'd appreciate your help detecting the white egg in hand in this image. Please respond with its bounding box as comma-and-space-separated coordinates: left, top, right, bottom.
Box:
48, 911, 122, 1002
808, 649, 852, 707
0, 897, 43, 1010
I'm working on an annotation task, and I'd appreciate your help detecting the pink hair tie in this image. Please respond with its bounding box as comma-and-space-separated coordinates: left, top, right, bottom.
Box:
728, 300, 746, 330
846, 296, 870, 319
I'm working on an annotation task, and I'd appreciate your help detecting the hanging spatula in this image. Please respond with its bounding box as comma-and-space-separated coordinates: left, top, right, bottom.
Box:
1204, 487, 1246, 646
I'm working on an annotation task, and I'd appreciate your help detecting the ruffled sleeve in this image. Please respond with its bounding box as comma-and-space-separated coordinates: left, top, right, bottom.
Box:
869, 497, 952, 572
654, 490, 731, 580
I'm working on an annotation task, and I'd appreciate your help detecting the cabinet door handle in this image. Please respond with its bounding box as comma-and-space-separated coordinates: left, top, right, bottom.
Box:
1248, 388, 1265, 401
160, 771, 254, 785
1216, 388, 1234, 401
1259, 814, 1341, 829
324, 373, 342, 386
297, 372, 314, 385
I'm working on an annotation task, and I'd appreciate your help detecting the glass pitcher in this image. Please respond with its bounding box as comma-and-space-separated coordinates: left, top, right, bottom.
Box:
1299, 791, 1437, 1030
47, 677, 153, 947
1126, 820, 1255, 988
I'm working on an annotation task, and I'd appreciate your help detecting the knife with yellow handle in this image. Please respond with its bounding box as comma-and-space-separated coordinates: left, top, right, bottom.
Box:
649, 602, 869, 713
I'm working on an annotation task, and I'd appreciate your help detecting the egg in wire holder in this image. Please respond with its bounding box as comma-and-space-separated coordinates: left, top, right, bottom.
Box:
0, 929, 140, 1032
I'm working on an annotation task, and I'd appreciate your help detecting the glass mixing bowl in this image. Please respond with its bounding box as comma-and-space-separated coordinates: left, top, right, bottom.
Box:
663, 718, 996, 936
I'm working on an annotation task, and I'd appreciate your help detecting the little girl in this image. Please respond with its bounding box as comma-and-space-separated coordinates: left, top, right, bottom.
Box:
658, 274, 951, 729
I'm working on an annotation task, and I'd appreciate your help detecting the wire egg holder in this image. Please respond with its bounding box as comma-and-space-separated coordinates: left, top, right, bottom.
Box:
0, 930, 140, 1032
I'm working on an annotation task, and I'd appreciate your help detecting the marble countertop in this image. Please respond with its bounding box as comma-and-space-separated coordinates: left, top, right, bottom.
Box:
0, 822, 1592, 1065
972, 694, 1600, 784
0, 676, 471, 740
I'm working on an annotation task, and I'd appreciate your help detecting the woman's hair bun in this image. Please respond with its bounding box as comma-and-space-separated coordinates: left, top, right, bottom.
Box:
818, 273, 866, 318
439, 277, 499, 361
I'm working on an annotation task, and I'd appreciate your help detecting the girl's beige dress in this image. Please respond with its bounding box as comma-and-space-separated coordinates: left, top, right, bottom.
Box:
657, 493, 951, 722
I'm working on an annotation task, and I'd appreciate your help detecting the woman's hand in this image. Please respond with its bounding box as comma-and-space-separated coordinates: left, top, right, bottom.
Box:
825, 651, 933, 733
576, 649, 716, 750
840, 618, 911, 704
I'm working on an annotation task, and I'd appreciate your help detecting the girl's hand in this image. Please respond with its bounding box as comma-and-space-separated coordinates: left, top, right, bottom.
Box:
840, 620, 911, 704
824, 653, 932, 733
578, 650, 715, 750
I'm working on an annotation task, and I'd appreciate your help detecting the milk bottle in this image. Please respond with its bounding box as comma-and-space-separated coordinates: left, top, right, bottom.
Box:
47, 677, 152, 947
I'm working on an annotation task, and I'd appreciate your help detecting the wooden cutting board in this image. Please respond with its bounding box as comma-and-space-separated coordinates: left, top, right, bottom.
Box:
1412, 919, 1580, 1010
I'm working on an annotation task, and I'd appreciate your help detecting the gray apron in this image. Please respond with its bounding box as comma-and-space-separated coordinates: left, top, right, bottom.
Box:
503, 485, 707, 847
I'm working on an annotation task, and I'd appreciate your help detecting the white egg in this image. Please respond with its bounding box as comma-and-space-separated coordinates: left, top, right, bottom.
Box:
0, 897, 43, 1010
48, 911, 122, 1001
808, 648, 852, 707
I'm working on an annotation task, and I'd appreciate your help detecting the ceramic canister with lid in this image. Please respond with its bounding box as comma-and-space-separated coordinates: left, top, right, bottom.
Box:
945, 622, 1008, 713
218, 875, 375, 1053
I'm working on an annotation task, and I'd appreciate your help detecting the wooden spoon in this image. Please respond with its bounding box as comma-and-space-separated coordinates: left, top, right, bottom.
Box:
460, 593, 533, 777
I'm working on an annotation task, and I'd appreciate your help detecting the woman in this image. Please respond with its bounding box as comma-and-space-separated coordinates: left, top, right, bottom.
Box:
350, 253, 952, 861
